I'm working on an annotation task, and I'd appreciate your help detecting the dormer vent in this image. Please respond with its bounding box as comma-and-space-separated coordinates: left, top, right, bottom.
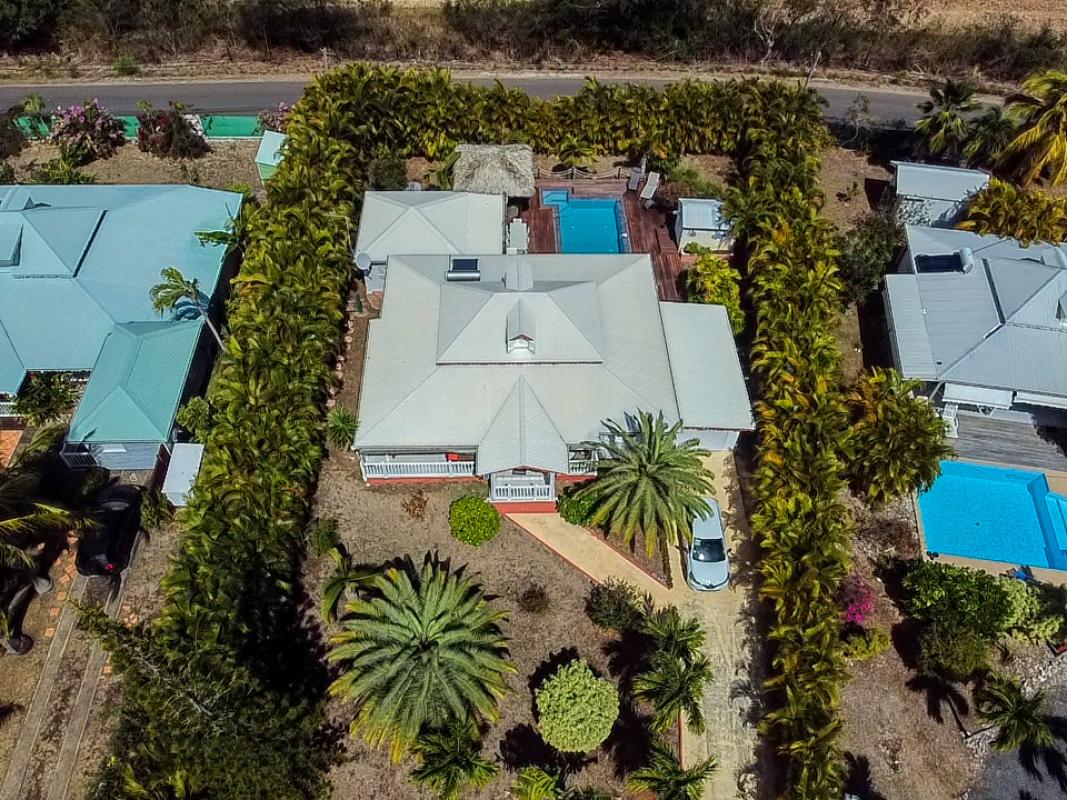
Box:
1058, 292, 1067, 326
506, 299, 535, 354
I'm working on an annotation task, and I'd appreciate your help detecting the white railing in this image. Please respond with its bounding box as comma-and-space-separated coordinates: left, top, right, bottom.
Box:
568, 460, 597, 475
0, 401, 19, 417
490, 482, 556, 502
61, 452, 97, 468
362, 460, 475, 478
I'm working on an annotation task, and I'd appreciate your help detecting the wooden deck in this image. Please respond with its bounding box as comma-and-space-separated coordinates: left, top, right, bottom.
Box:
951, 414, 1067, 473
521, 180, 687, 302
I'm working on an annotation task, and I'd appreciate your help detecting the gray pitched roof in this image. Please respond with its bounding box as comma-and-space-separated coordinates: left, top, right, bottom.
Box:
886, 225, 1067, 396
891, 161, 990, 202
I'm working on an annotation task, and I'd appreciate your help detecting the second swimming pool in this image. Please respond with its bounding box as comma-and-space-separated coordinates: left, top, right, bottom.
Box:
918, 461, 1067, 570
541, 189, 629, 254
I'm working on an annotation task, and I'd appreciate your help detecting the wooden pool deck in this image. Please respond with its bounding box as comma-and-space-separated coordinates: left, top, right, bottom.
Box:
522, 180, 689, 302
950, 414, 1067, 474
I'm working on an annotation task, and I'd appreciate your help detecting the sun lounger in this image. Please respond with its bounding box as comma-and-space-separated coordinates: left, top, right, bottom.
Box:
640, 171, 660, 207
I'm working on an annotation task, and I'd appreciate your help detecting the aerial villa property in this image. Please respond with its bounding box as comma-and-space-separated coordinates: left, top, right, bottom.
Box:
0, 184, 242, 475
350, 150, 754, 509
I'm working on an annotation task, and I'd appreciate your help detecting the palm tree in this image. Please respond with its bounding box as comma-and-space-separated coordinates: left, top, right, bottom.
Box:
915, 79, 980, 161
978, 674, 1054, 752
149, 267, 223, 347
511, 767, 610, 800
0, 468, 75, 570
409, 720, 498, 800
320, 545, 375, 622
963, 107, 1017, 169
958, 179, 1067, 245
575, 411, 713, 557
327, 558, 514, 760
633, 650, 714, 734
626, 737, 717, 800
1000, 70, 1067, 185
326, 407, 358, 450
123, 767, 207, 800
640, 604, 706, 664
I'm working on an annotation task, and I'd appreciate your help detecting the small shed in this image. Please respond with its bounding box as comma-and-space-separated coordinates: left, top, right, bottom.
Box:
452, 144, 535, 199
162, 442, 204, 507
675, 198, 731, 254
255, 130, 287, 182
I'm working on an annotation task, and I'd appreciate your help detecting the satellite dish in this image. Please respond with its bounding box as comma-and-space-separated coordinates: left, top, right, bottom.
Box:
355, 251, 372, 272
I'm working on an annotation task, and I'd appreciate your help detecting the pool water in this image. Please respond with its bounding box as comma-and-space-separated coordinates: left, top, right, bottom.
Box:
918, 461, 1067, 570
541, 189, 628, 253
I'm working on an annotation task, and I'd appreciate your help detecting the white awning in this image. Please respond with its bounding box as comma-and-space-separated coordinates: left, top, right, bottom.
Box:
943, 383, 1014, 409
1015, 390, 1067, 411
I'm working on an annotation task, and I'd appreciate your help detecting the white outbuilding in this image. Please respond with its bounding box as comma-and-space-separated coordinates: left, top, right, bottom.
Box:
674, 198, 731, 254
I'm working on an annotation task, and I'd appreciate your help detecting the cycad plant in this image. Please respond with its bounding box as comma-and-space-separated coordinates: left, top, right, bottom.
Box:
633, 650, 713, 734
575, 411, 713, 557
626, 737, 717, 800
1000, 69, 1067, 185
915, 79, 980, 161
328, 558, 514, 759
978, 674, 1054, 752
319, 545, 375, 621
409, 720, 498, 800
326, 407, 358, 450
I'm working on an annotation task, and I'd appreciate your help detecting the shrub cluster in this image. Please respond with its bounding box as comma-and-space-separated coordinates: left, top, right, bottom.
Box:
959, 179, 1067, 246
135, 101, 209, 159
557, 486, 595, 525
584, 578, 646, 631
48, 98, 125, 164
14, 372, 78, 425
683, 244, 744, 334
834, 209, 903, 305
535, 658, 619, 753
448, 496, 501, 546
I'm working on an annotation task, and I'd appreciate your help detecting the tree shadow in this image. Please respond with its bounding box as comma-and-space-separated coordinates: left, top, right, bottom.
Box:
0, 703, 22, 730
890, 618, 924, 671
498, 723, 593, 775
603, 700, 654, 780
603, 628, 652, 694
904, 671, 970, 725
844, 752, 887, 800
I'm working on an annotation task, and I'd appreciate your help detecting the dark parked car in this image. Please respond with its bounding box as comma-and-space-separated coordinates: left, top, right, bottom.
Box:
76, 485, 142, 577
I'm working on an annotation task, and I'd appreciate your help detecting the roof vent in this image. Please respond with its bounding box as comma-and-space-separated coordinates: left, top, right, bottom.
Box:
506, 299, 535, 354
446, 257, 481, 282
959, 247, 975, 273
503, 261, 534, 291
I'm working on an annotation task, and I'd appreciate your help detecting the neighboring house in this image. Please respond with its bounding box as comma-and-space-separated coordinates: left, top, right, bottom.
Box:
674, 198, 731, 253
355, 253, 754, 507
255, 130, 287, 182
354, 191, 506, 292
451, 144, 536, 200
890, 161, 990, 227
0, 184, 243, 471
884, 225, 1067, 429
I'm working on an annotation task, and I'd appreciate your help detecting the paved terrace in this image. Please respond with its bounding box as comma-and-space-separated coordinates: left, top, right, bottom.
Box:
522, 180, 689, 301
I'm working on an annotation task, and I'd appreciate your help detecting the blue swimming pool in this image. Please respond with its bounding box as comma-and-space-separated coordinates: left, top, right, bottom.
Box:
919, 461, 1067, 570
541, 189, 629, 253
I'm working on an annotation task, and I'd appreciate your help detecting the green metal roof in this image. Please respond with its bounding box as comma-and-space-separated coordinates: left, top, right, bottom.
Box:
68, 321, 203, 444
256, 130, 287, 168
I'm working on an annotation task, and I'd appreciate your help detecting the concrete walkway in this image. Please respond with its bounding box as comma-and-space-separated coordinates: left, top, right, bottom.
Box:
508, 452, 759, 800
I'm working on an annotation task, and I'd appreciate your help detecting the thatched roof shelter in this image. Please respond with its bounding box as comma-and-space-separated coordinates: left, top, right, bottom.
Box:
452, 144, 536, 199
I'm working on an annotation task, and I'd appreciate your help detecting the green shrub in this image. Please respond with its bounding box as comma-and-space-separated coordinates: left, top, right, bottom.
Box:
557, 487, 595, 525
584, 579, 645, 631
14, 372, 78, 425
175, 397, 212, 441
535, 659, 619, 753
368, 151, 408, 190
683, 244, 744, 334
904, 561, 1012, 639
140, 491, 175, 531
448, 496, 500, 546
0, 161, 13, 183
835, 210, 903, 305
1001, 579, 1065, 643
112, 54, 140, 76
136, 101, 209, 160
29, 157, 96, 185
843, 627, 891, 662
919, 620, 990, 681
326, 407, 358, 450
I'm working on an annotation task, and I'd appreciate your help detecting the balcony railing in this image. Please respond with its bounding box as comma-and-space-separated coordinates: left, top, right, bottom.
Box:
567, 459, 597, 475
0, 401, 19, 418
490, 472, 556, 502
362, 460, 476, 478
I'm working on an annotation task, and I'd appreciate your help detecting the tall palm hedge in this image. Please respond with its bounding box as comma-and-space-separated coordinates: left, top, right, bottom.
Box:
88, 67, 849, 800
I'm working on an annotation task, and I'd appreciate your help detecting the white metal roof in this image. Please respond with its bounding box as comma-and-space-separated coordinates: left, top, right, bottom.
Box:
659, 303, 754, 430
678, 198, 729, 231
255, 130, 287, 168
891, 161, 990, 203
354, 191, 505, 264
161, 443, 204, 506
354, 254, 752, 468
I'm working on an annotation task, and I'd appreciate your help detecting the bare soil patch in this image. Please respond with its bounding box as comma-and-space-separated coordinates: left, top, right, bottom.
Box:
819, 148, 890, 230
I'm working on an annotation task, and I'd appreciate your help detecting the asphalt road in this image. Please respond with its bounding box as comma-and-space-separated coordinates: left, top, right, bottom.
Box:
0, 75, 930, 124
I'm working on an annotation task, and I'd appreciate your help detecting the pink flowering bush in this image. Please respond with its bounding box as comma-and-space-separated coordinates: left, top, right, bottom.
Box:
49, 99, 126, 164
257, 102, 291, 133
839, 570, 875, 626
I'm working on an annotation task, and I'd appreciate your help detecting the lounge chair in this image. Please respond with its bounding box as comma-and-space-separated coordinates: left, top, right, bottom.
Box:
640, 171, 660, 207
940, 402, 959, 439
627, 164, 644, 191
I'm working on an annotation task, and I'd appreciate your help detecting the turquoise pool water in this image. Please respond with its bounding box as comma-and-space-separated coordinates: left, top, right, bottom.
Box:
919, 461, 1067, 570
541, 189, 628, 253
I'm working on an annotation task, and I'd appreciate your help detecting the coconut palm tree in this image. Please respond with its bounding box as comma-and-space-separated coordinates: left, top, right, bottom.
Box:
409, 720, 498, 800
978, 674, 1054, 752
626, 737, 717, 800
963, 107, 1017, 169
575, 411, 713, 557
1000, 70, 1067, 185
327, 558, 514, 760
149, 267, 223, 347
915, 79, 980, 161
633, 650, 714, 734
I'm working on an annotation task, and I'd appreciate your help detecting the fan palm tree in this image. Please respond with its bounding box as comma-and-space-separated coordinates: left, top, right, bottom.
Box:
978, 674, 1054, 752
640, 604, 707, 664
626, 737, 717, 800
963, 107, 1017, 169
915, 79, 980, 161
149, 267, 223, 347
409, 720, 498, 800
328, 558, 514, 760
633, 650, 714, 734
575, 411, 713, 557
1000, 70, 1067, 185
